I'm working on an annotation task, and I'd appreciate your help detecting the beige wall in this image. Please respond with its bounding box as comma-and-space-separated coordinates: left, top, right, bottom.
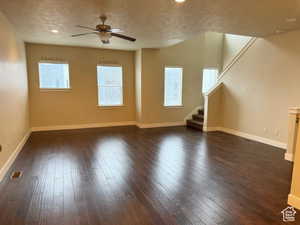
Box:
26, 44, 136, 128
0, 12, 29, 171
220, 30, 300, 144
204, 32, 224, 71
137, 32, 223, 124
26, 32, 224, 128
205, 84, 223, 128
135, 49, 142, 123
222, 34, 252, 71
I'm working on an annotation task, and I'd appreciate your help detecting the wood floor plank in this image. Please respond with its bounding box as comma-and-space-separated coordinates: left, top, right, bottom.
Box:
0, 126, 296, 225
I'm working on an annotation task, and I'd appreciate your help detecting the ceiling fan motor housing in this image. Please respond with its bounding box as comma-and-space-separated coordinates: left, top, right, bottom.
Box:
72, 15, 136, 43
96, 24, 111, 32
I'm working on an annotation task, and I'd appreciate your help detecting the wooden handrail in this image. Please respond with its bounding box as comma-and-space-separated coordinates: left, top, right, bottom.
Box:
204, 37, 257, 98
218, 37, 257, 82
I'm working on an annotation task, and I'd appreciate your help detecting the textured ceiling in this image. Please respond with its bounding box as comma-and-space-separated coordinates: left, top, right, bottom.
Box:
1, 0, 300, 50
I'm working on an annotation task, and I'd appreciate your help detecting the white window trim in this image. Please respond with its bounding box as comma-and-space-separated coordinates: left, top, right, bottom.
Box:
163, 66, 184, 108
202, 67, 219, 74
96, 64, 124, 107
39, 60, 69, 64
38, 60, 71, 90
96, 105, 125, 109
39, 88, 72, 92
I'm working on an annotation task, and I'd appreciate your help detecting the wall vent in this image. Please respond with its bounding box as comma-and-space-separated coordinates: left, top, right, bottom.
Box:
11, 171, 22, 179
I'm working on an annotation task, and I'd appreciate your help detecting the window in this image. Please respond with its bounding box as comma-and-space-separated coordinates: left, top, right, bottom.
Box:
97, 65, 123, 106
164, 67, 183, 107
38, 62, 70, 89
202, 68, 218, 93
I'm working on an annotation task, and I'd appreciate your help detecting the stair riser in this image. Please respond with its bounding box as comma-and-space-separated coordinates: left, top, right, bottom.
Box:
198, 109, 204, 115
192, 115, 204, 122
187, 123, 203, 131
186, 121, 203, 131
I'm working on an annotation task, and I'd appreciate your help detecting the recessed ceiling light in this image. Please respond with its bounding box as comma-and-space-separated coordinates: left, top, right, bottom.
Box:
286, 18, 297, 23
51, 29, 59, 33
175, 0, 186, 3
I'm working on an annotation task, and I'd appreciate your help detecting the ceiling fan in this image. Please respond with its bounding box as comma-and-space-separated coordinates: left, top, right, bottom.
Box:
71, 15, 136, 44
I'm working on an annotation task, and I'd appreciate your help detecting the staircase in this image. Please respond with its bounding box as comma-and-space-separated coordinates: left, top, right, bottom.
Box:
186, 109, 204, 131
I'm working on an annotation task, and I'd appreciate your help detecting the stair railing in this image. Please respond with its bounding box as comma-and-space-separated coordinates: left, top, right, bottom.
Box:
203, 37, 257, 132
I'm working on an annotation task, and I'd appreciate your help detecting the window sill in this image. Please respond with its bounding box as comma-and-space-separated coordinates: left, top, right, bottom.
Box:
97, 105, 125, 109
40, 88, 72, 92
163, 105, 184, 108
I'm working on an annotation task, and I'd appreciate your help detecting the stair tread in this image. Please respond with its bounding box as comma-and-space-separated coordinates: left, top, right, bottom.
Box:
193, 114, 204, 119
187, 119, 203, 125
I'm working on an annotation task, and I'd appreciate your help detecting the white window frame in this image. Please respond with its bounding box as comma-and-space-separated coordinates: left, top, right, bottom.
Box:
163, 66, 183, 107
38, 60, 71, 91
97, 64, 124, 107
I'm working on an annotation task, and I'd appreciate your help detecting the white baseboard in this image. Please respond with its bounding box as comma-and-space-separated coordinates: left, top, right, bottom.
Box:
204, 126, 287, 150
32, 121, 185, 131
137, 121, 185, 129
31, 121, 137, 132
288, 194, 300, 210
285, 153, 294, 162
219, 127, 287, 149
203, 126, 221, 132
0, 130, 31, 182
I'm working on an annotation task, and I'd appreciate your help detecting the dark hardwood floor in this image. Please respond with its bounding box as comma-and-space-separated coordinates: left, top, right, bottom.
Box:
0, 126, 296, 225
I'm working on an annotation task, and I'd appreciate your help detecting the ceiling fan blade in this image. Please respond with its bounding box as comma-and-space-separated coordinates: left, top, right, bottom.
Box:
76, 25, 97, 31
111, 33, 136, 42
71, 32, 98, 37
109, 28, 123, 33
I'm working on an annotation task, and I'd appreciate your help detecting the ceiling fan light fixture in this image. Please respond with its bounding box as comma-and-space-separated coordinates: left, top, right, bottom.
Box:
72, 16, 136, 43
175, 0, 186, 3
98, 32, 112, 42
51, 29, 59, 33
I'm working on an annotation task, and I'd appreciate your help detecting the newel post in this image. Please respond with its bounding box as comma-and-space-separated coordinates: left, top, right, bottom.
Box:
288, 108, 300, 209
286, 108, 300, 161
